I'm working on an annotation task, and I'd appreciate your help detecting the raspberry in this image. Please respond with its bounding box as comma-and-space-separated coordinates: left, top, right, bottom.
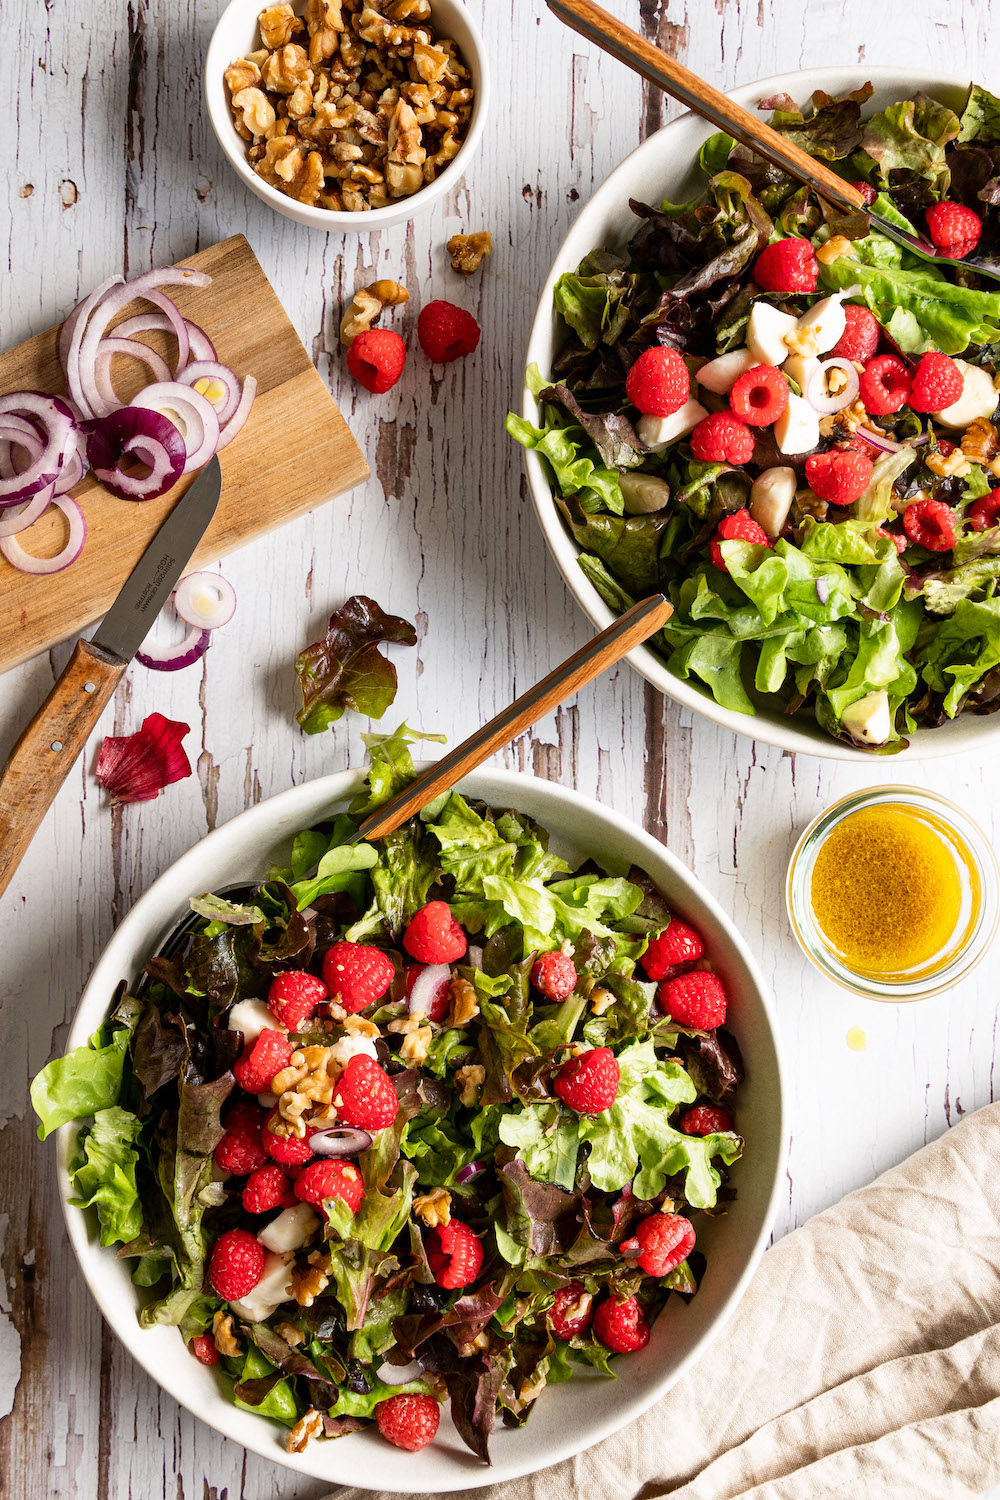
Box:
233, 1028, 293, 1096
549, 1282, 594, 1341
593, 1294, 651, 1354
625, 347, 690, 417
641, 918, 705, 979
729, 364, 789, 426
417, 300, 481, 363
752, 237, 819, 294
831, 303, 880, 364
622, 1213, 696, 1277
877, 525, 908, 556
376, 1393, 441, 1452
969, 489, 1000, 532
242, 1162, 294, 1214
207, 1228, 266, 1301
850, 180, 877, 207
680, 1104, 734, 1136
346, 329, 407, 393
404, 964, 452, 1022
403, 902, 467, 964
902, 498, 956, 552
426, 1220, 484, 1289
189, 1333, 220, 1366
657, 970, 727, 1029
268, 972, 327, 1031
215, 1109, 268, 1175
531, 950, 578, 1001
709, 509, 771, 572
553, 1046, 620, 1116
908, 352, 964, 414
321, 942, 395, 1015
294, 1158, 365, 1213
805, 448, 873, 506
334, 1054, 399, 1131
690, 411, 755, 465
926, 200, 982, 258
264, 1109, 316, 1166
859, 354, 911, 415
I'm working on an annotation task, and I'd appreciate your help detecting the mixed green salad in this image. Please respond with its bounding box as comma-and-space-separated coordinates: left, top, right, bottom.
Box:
509, 82, 1000, 751
32, 728, 744, 1463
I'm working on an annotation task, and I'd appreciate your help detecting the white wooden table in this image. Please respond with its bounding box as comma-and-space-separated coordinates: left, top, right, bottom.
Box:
2, 2, 998, 1495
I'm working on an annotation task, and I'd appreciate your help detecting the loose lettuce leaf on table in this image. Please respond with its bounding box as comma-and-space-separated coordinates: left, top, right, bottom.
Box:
295, 595, 417, 735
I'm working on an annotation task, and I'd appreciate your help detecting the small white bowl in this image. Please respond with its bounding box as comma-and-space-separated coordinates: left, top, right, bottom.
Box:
522, 68, 984, 762
58, 767, 785, 1491
205, 0, 491, 232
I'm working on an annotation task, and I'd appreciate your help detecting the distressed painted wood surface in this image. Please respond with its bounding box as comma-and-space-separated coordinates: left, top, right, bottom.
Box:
2, 1, 999, 1496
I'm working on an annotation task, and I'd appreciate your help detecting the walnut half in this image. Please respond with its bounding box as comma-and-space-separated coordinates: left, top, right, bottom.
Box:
447, 231, 492, 275
340, 278, 410, 344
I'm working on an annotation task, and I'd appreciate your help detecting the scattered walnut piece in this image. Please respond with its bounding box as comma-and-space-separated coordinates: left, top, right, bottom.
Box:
212, 1311, 241, 1358
961, 416, 1000, 466
286, 1408, 325, 1454
455, 1062, 485, 1107
291, 1262, 330, 1307
275, 1319, 306, 1347
447, 976, 480, 1028
343, 1013, 381, 1039
272, 1045, 341, 1136
817, 400, 867, 440
340, 278, 410, 344
388, 1015, 433, 1064
925, 447, 971, 479
447, 231, 492, 275
589, 986, 615, 1016
413, 1187, 452, 1227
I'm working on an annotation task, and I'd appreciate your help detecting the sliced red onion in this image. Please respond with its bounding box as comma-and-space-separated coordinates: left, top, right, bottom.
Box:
95, 337, 173, 409
87, 407, 186, 501
114, 314, 218, 368
215, 375, 257, 452
407, 963, 451, 1017
805, 359, 860, 416
0, 494, 86, 573
174, 571, 237, 630
177, 362, 242, 424
135, 623, 211, 672
376, 1359, 424, 1387
0, 393, 76, 505
53, 445, 87, 495
130, 382, 220, 474
309, 1127, 374, 1159
61, 274, 126, 418
0, 482, 54, 538
455, 1161, 484, 1185
855, 427, 902, 455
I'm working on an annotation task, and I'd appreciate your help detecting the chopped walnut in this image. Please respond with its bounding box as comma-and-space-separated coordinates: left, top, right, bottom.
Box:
259, 2, 301, 49
388, 1015, 433, 1064
447, 231, 492, 275
589, 986, 615, 1016
961, 416, 1000, 466
272, 1044, 342, 1135
818, 400, 868, 440
225, 57, 262, 95
340, 278, 410, 344
291, 1262, 330, 1307
343, 1013, 381, 1039
447, 976, 480, 1028
413, 1187, 452, 1226
275, 1319, 306, 1347
262, 43, 314, 95
816, 234, 854, 265
232, 85, 276, 137
286, 1408, 325, 1454
387, 0, 431, 16
926, 447, 971, 479
793, 488, 829, 523
784, 322, 824, 359
212, 1310, 241, 1358
455, 1062, 486, 1107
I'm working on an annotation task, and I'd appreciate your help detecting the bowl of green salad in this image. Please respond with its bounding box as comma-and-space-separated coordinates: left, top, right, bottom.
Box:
512, 68, 1000, 759
34, 729, 784, 1489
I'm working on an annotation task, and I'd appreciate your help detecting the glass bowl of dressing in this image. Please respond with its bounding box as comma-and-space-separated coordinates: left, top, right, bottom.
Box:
786, 786, 999, 1001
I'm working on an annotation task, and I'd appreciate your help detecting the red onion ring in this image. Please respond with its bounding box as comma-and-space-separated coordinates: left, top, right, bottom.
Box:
86, 407, 186, 501
177, 362, 242, 425
0, 394, 76, 506
855, 427, 902, 455
52, 445, 87, 495
129, 382, 220, 474
455, 1161, 485, 1185
376, 1359, 424, 1387
174, 571, 237, 630
0, 494, 86, 573
309, 1127, 374, 1159
0, 482, 55, 538
135, 623, 211, 672
805, 359, 861, 417
114, 314, 218, 367
62, 274, 126, 418
407, 963, 451, 1017
95, 337, 173, 409
216, 375, 257, 452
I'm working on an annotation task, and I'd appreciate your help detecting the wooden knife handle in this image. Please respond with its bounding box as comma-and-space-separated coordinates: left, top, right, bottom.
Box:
0, 640, 126, 899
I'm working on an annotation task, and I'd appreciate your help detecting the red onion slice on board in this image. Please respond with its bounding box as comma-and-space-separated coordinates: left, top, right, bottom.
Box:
215, 375, 257, 451
177, 362, 243, 425
0, 393, 76, 506
0, 482, 55, 539
86, 407, 186, 501
129, 382, 220, 473
0, 494, 86, 573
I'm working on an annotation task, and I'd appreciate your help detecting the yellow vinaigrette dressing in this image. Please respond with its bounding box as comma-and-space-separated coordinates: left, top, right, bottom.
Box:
809, 804, 981, 980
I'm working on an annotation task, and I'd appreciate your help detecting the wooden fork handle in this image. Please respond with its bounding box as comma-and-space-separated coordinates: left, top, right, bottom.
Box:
0, 639, 126, 899
546, 0, 866, 216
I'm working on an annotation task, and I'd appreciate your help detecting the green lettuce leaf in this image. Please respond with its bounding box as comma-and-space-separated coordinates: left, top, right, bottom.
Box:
295, 595, 417, 735
959, 83, 1000, 146
506, 412, 624, 514
915, 596, 1000, 713
71, 1106, 144, 1247
819, 240, 1000, 354
31, 1016, 135, 1139
349, 722, 447, 819
861, 94, 960, 188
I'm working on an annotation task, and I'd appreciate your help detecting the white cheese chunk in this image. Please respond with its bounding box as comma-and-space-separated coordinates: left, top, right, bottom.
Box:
782, 352, 820, 393
329, 1032, 379, 1069
696, 348, 758, 394
228, 998, 287, 1045
637, 398, 709, 451
258, 1203, 321, 1255
747, 303, 799, 366
774, 391, 820, 455
936, 360, 999, 428
749, 466, 798, 538
842, 690, 891, 746
789, 293, 847, 356
229, 1251, 295, 1324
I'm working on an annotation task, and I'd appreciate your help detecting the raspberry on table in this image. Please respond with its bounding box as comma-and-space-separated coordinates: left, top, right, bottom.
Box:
622, 1213, 696, 1277
709, 509, 771, 572
334, 1054, 399, 1132
346, 328, 407, 393
376, 1393, 441, 1452
902, 497, 957, 552
926, 200, 982, 258
850, 180, 877, 207
752, 237, 819, 294
804, 448, 873, 506
189, 1334, 220, 1366
553, 1046, 620, 1116
268, 972, 328, 1031
294, 1158, 365, 1213
593, 1294, 651, 1354
831, 303, 880, 364
859, 354, 911, 415
321, 942, 395, 1015
208, 1228, 266, 1302
549, 1282, 594, 1341
625, 347, 690, 417
404, 964, 453, 1022
680, 1104, 734, 1136
641, 917, 705, 979
233, 1028, 293, 1096
657, 970, 728, 1029
969, 490, 1000, 532
690, 411, 755, 465
215, 1109, 269, 1176
908, 352, 964, 414
242, 1162, 294, 1214
417, 299, 481, 362
264, 1109, 317, 1167
426, 1220, 484, 1289
729, 364, 789, 426
403, 902, 467, 964
531, 949, 578, 1001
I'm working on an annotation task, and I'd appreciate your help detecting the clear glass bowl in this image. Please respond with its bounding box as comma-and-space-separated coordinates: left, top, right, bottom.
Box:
786, 785, 1000, 1001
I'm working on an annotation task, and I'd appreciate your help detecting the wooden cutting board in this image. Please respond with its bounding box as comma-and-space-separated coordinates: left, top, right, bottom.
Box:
0, 234, 369, 674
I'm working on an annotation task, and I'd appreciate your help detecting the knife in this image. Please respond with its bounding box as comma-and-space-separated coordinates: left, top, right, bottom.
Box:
0, 455, 223, 899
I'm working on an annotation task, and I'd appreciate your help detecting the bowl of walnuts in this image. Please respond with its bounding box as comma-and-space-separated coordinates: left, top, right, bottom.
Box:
206, 0, 490, 231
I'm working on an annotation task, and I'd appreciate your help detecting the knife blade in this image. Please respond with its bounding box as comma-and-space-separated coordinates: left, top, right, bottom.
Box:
0, 455, 224, 900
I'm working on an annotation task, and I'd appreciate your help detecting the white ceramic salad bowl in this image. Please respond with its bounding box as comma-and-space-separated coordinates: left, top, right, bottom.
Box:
58, 766, 785, 1491
521, 67, 988, 762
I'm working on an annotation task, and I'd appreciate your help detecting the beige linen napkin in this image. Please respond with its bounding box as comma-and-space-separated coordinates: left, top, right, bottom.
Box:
328, 1102, 1000, 1500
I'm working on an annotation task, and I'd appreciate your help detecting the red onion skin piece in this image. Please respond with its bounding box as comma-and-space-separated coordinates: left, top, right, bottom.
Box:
95, 712, 192, 803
